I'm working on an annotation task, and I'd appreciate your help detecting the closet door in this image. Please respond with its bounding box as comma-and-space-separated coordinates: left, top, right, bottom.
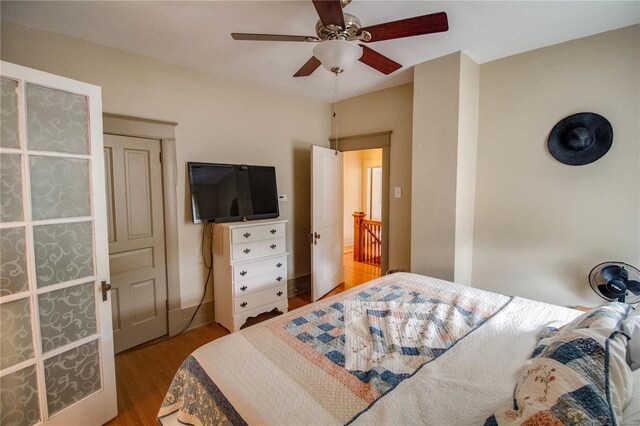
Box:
0, 61, 116, 425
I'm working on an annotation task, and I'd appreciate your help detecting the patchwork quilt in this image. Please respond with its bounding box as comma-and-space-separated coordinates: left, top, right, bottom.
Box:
158, 273, 583, 426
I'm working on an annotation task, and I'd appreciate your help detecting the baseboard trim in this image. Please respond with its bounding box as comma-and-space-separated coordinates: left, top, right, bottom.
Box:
169, 300, 215, 334
287, 274, 310, 297
168, 308, 182, 336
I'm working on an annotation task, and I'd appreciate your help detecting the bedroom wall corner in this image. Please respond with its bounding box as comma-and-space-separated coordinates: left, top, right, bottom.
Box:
454, 53, 480, 286
411, 53, 460, 280
411, 52, 480, 283
472, 24, 640, 306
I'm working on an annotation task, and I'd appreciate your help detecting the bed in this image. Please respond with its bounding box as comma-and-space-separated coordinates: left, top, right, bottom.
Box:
157, 272, 637, 425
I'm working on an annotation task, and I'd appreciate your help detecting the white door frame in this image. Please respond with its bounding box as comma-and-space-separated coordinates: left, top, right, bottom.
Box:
101, 114, 183, 336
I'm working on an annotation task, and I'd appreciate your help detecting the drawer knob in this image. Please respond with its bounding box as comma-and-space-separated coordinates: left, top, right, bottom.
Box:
270, 244, 277, 249
276, 276, 283, 282
243, 232, 251, 238
270, 229, 277, 234
240, 270, 247, 276
276, 262, 283, 268
241, 302, 247, 308
240, 285, 247, 291
277, 291, 283, 296
243, 248, 251, 254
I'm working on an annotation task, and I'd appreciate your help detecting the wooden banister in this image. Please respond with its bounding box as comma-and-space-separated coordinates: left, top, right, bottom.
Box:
353, 212, 382, 266
353, 212, 366, 263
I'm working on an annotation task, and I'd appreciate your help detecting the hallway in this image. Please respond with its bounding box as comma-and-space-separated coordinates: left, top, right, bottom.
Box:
322, 251, 381, 299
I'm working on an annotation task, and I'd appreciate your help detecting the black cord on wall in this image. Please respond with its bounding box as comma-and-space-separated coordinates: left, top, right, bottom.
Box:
177, 222, 214, 334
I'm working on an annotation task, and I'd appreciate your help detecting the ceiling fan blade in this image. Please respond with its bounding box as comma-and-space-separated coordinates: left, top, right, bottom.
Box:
312, 0, 346, 29
627, 280, 640, 295
359, 45, 402, 75
360, 12, 449, 43
232, 33, 318, 42
293, 56, 321, 77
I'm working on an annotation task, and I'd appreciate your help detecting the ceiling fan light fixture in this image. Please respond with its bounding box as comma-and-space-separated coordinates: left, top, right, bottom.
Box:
313, 40, 362, 75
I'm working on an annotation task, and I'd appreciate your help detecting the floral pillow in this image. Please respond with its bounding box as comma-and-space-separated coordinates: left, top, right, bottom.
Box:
486, 310, 633, 425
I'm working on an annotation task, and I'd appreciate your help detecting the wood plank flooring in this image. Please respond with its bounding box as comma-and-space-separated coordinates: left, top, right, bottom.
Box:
105, 253, 379, 425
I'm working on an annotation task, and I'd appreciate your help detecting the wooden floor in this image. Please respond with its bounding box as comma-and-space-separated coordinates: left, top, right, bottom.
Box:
105, 253, 379, 425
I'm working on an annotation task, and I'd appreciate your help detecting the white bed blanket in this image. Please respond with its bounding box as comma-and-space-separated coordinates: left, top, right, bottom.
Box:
158, 273, 581, 425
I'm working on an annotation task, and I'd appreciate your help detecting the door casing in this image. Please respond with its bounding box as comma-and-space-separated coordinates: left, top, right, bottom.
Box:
102, 114, 183, 336
330, 131, 391, 274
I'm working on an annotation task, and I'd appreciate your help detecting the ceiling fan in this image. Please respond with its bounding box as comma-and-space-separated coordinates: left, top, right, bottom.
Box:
231, 0, 448, 77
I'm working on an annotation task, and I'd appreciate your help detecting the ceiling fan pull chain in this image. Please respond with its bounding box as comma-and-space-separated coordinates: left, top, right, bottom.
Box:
334, 73, 339, 155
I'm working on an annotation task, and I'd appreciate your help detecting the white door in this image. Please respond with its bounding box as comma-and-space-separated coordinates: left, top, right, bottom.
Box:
104, 134, 167, 353
311, 145, 344, 301
0, 61, 116, 425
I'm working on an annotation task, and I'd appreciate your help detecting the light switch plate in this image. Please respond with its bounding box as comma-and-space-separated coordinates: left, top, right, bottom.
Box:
394, 187, 402, 198
278, 194, 288, 202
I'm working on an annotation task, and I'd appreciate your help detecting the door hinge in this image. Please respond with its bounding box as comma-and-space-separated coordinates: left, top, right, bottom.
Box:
159, 152, 163, 163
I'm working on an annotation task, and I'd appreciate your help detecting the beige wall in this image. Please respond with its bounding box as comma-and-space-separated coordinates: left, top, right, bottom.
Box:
411, 53, 461, 280
333, 84, 413, 270
473, 25, 640, 306
454, 53, 480, 285
0, 21, 331, 308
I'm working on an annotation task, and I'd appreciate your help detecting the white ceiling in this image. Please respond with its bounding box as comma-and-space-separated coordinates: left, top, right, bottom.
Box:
2, 1, 639, 102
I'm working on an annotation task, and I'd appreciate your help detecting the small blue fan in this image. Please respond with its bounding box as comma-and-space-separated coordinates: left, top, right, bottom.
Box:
589, 262, 640, 303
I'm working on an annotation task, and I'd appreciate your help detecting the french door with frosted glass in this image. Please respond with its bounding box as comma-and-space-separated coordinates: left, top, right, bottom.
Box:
0, 61, 116, 425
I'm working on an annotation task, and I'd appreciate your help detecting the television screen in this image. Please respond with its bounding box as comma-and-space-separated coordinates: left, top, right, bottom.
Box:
188, 162, 279, 223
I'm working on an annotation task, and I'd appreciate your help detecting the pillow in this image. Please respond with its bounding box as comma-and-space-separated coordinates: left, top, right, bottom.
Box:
530, 302, 629, 358
622, 368, 640, 425
621, 307, 640, 371
486, 309, 633, 425
559, 302, 630, 334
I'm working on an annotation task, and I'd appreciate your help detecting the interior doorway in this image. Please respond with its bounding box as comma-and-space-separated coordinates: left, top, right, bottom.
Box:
342, 148, 382, 290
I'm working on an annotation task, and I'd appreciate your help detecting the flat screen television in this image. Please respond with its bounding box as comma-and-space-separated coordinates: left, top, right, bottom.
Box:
188, 162, 279, 223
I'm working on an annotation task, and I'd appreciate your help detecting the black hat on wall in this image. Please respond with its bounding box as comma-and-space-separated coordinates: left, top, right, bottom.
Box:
547, 112, 613, 166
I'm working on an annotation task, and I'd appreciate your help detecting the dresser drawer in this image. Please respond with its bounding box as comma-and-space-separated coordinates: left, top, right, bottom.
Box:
233, 255, 287, 283
233, 269, 287, 297
231, 238, 285, 261
234, 285, 287, 313
231, 222, 286, 244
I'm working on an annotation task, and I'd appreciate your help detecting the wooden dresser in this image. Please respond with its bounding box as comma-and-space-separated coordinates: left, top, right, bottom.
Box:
213, 219, 288, 332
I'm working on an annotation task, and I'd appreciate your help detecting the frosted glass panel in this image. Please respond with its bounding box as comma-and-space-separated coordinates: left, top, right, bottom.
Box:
0, 365, 41, 426
0, 153, 24, 222
26, 84, 89, 154
34, 221, 94, 288
0, 227, 28, 296
0, 297, 34, 369
39, 281, 97, 353
0, 77, 20, 149
44, 339, 101, 416
30, 156, 90, 220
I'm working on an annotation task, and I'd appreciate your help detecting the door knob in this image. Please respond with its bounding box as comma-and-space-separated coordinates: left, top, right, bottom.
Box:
101, 280, 112, 302
314, 232, 321, 245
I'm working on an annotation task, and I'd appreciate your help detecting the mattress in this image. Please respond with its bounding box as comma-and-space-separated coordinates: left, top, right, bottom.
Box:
158, 272, 581, 425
